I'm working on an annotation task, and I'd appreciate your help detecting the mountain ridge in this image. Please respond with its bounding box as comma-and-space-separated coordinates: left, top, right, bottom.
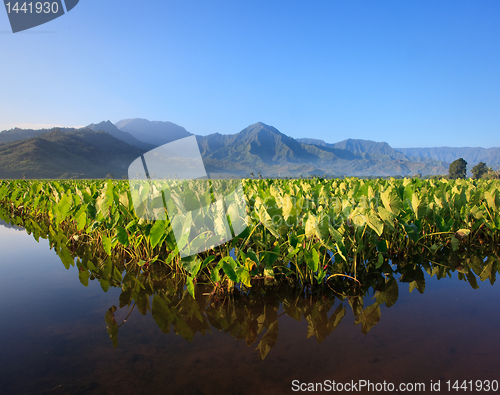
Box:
2, 120, 498, 178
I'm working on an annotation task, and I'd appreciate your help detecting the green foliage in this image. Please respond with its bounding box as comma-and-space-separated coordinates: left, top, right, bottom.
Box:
472, 162, 488, 179
449, 158, 468, 179
1, 177, 500, 295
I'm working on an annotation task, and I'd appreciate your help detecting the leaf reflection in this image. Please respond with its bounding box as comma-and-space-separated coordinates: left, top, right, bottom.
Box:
1, 209, 500, 360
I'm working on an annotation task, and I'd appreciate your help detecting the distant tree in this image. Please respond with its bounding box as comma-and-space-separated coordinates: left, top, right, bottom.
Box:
448, 158, 467, 179
105, 173, 114, 179
471, 162, 488, 179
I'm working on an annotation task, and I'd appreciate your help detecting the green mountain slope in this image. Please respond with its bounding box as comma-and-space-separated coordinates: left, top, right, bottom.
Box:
0, 129, 145, 179
199, 123, 448, 177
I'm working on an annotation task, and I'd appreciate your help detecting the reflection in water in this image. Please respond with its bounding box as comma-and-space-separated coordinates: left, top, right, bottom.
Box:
0, 218, 24, 231
1, 207, 499, 363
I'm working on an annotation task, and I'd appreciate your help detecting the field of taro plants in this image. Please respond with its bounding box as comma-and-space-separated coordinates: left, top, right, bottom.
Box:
1, 177, 499, 299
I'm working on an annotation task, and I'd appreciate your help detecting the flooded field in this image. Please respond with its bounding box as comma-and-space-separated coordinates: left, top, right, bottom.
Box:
1, 221, 499, 394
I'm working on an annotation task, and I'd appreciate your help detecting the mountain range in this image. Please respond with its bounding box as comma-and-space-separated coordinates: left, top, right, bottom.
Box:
0, 119, 498, 179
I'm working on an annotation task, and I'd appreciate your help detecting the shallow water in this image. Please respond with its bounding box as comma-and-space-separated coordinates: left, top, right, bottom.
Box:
0, 223, 499, 394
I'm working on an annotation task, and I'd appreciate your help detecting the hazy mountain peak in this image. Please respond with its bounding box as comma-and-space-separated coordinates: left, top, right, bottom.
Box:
114, 118, 192, 146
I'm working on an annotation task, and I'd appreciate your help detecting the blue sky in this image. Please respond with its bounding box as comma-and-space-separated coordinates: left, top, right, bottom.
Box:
1, 0, 499, 147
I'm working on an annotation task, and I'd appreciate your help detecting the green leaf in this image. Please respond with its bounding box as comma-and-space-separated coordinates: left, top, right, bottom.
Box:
375, 277, 398, 307
152, 295, 173, 333
116, 226, 129, 246
149, 220, 167, 249
186, 276, 195, 298
105, 306, 118, 348
367, 210, 384, 236
78, 268, 89, 287
56, 193, 72, 225
256, 321, 279, 360
76, 211, 86, 231
381, 187, 403, 216
59, 245, 74, 269
312, 248, 320, 272
181, 256, 202, 276
354, 303, 381, 334
102, 236, 112, 256
222, 257, 238, 282
235, 266, 252, 288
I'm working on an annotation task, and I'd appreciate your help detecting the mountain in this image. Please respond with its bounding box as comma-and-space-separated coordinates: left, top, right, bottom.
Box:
199, 123, 448, 177
298, 137, 409, 161
0, 126, 81, 144
0, 129, 145, 179
87, 121, 155, 151
115, 118, 192, 146
1, 120, 478, 179
395, 147, 500, 168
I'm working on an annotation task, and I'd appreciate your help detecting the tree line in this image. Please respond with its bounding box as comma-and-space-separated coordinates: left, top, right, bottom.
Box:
448, 158, 499, 180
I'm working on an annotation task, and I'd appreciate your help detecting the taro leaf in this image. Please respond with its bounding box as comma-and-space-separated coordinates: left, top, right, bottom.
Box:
116, 226, 129, 246
466, 272, 479, 290
247, 249, 260, 266
310, 248, 320, 272
409, 278, 425, 294
119, 191, 129, 209
202, 255, 216, 269
305, 215, 317, 239
119, 289, 132, 308
479, 259, 494, 283
376, 277, 398, 308
377, 239, 388, 253
152, 295, 173, 334
264, 267, 275, 278
256, 321, 279, 360
222, 257, 238, 282
78, 268, 89, 287
186, 276, 195, 298
451, 235, 459, 252
485, 190, 497, 211
246, 319, 259, 347
149, 219, 166, 249
455, 229, 470, 240
349, 296, 364, 318
258, 205, 280, 238
102, 235, 112, 256
56, 193, 72, 225
59, 245, 74, 269
377, 206, 394, 230
235, 266, 252, 288
77, 211, 87, 231
113, 267, 123, 282
376, 252, 384, 269
354, 303, 381, 335
367, 210, 384, 236
100, 279, 110, 292
381, 187, 403, 216
403, 223, 419, 243
327, 304, 346, 332
181, 256, 202, 277
329, 225, 343, 244
105, 306, 118, 348
263, 244, 280, 268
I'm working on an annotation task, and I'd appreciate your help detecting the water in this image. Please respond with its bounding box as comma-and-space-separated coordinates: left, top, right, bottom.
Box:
1, 222, 499, 394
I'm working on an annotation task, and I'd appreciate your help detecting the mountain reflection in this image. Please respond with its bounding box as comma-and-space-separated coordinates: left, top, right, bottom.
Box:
1, 209, 499, 360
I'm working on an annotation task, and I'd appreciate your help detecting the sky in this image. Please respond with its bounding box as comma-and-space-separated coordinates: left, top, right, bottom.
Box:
1, 0, 499, 148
